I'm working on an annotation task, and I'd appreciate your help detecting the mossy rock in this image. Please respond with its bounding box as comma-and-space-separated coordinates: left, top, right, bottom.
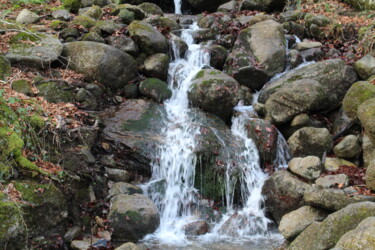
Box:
0, 200, 26, 248
81, 5, 103, 20
112, 4, 145, 20
62, 0, 81, 12
342, 81, 375, 119
344, 0, 375, 10
82, 31, 105, 43
357, 98, 375, 144
139, 78, 171, 103
95, 20, 122, 35
50, 20, 68, 30
0, 56, 11, 80
37, 81, 75, 103
118, 9, 135, 24
138, 2, 163, 16
71, 15, 97, 29
11, 79, 33, 96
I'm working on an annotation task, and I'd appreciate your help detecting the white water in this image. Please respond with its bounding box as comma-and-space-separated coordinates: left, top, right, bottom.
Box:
174, 0, 182, 14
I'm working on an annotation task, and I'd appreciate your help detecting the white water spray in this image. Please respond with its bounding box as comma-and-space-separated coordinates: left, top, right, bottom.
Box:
174, 0, 182, 14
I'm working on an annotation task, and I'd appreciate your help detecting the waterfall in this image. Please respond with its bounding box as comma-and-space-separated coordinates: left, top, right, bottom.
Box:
174, 0, 182, 14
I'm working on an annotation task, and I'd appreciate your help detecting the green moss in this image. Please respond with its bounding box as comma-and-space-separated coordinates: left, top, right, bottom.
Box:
193, 70, 205, 80
28, 114, 45, 129
36, 81, 75, 103
71, 15, 97, 29
0, 200, 23, 240
62, 0, 81, 12
9, 32, 41, 44
139, 78, 172, 103
50, 20, 68, 30
13, 181, 56, 205
128, 20, 154, 34
124, 210, 142, 223
123, 106, 156, 132
0, 56, 11, 81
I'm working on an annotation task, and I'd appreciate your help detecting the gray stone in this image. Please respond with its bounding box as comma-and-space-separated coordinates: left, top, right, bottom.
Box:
138, 2, 163, 16
81, 5, 103, 20
143, 53, 169, 80
294, 41, 323, 51
106, 35, 139, 57
108, 182, 143, 199
106, 168, 131, 182
358, 98, 375, 144
366, 164, 375, 191
287, 127, 333, 158
278, 206, 328, 240
115, 242, 139, 250
218, 1, 238, 12
288, 156, 323, 181
354, 54, 375, 79
82, 31, 105, 43
16, 9, 40, 24
333, 135, 361, 159
315, 174, 349, 188
342, 81, 375, 120
183, 221, 209, 236
52, 9, 70, 21
324, 157, 357, 172
64, 226, 82, 243
363, 133, 375, 168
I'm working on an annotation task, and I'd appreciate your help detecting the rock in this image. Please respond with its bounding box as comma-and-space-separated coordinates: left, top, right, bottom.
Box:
288, 156, 323, 181
124, 84, 139, 99
289, 49, 303, 69
106, 35, 139, 57
354, 55, 375, 79
36, 81, 75, 103
60, 27, 80, 39
264, 79, 326, 124
315, 174, 349, 188
81, 5, 103, 20
334, 217, 375, 249
138, 2, 163, 16
324, 157, 356, 172
70, 238, 102, 250
224, 20, 286, 90
278, 206, 328, 240
188, 69, 248, 123
261, 170, 311, 224
183, 221, 209, 236
0, 56, 11, 80
169, 34, 188, 58
115, 242, 139, 250
143, 53, 169, 80
109, 194, 160, 241
287, 127, 333, 158
62, 0, 81, 12
108, 182, 143, 199
71, 15, 97, 29
62, 41, 137, 90
294, 41, 323, 51
118, 9, 135, 24
52, 9, 70, 21
333, 135, 361, 159
82, 31, 105, 43
258, 59, 358, 105
81, 0, 111, 7
95, 20, 123, 35
206, 44, 228, 70
112, 4, 146, 20
0, 199, 25, 249
358, 98, 375, 144
64, 226, 82, 243
128, 20, 169, 55
139, 78, 172, 103
342, 81, 375, 120
367, 165, 375, 191
187, 0, 228, 12
11, 79, 33, 96
241, 0, 286, 11
146, 15, 181, 31
106, 168, 131, 182
218, 1, 238, 12
363, 134, 375, 168
289, 202, 375, 250
5, 32, 63, 69
16, 9, 40, 24
191, 28, 217, 43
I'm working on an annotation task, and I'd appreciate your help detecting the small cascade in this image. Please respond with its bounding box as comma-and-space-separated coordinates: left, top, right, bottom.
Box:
174, 0, 182, 14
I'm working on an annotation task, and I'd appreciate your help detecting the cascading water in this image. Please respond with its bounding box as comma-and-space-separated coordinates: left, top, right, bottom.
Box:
174, 0, 182, 14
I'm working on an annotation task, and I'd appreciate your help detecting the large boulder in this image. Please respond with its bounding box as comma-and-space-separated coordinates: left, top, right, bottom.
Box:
187, 0, 228, 12
5, 32, 63, 69
288, 156, 323, 181
62, 41, 137, 90
261, 170, 311, 224
258, 59, 358, 105
241, 0, 286, 11
342, 81, 375, 120
358, 98, 375, 144
333, 135, 361, 159
109, 194, 160, 241
289, 202, 375, 250
334, 217, 375, 249
188, 69, 251, 123
287, 127, 333, 158
143, 53, 169, 80
128, 20, 169, 55
224, 20, 286, 90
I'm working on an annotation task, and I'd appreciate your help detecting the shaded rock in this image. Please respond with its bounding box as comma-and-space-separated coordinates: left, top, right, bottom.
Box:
36, 81, 75, 103
106, 168, 131, 182
278, 206, 328, 240
358, 98, 375, 144
0, 199, 25, 249
324, 157, 356, 172
333, 135, 361, 159
139, 78, 171, 103
287, 127, 333, 158
188, 69, 247, 123
169, 34, 188, 58
191, 28, 217, 43
128, 20, 169, 55
261, 170, 311, 224
334, 216, 375, 249
315, 174, 349, 188
224, 20, 286, 90
112, 4, 146, 20
342, 81, 375, 120
289, 202, 375, 250
354, 54, 375, 79
115, 242, 139, 250
106, 35, 139, 57
183, 221, 209, 236
108, 182, 143, 199
11, 79, 33, 96
5, 32, 63, 68
95, 20, 123, 35
363, 133, 375, 168
187, 0, 228, 12
62, 41, 137, 90
82, 31, 105, 43
138, 2, 163, 16
52, 9, 70, 21
344, 0, 375, 10
109, 194, 160, 241
64, 226, 82, 243
143, 53, 169, 80
0, 56, 11, 80
206, 44, 228, 70
218, 1, 238, 12
60, 27, 80, 39
124, 84, 139, 99
241, 0, 286, 11
288, 156, 323, 181
118, 9, 135, 24
16, 9, 39, 24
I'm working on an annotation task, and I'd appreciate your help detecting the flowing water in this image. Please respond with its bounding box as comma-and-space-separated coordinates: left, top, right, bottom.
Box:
141, 1, 289, 247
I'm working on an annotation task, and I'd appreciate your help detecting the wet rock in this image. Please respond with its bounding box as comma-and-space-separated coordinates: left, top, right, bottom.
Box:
107, 35, 139, 57
16, 9, 40, 24
278, 206, 328, 240
288, 156, 323, 181
224, 20, 286, 90
62, 41, 137, 90
358, 98, 375, 144
128, 20, 169, 55
262, 170, 311, 224
146, 15, 181, 31
241, 0, 286, 11
71, 237, 101, 250
315, 174, 349, 188
206, 44, 228, 70
108, 182, 143, 199
143, 53, 169, 80
324, 157, 356, 172
187, 0, 228, 12
169, 34, 188, 58
109, 194, 160, 241
138, 2, 163, 16
52, 9, 70, 21
0, 56, 11, 80
289, 49, 303, 69
183, 221, 209, 236
139, 78, 172, 103
188, 69, 248, 124
354, 54, 375, 79
289, 202, 375, 250
115, 242, 139, 250
333, 135, 361, 159
287, 127, 333, 158
106, 168, 131, 182
5, 32, 63, 68
191, 28, 217, 43
342, 81, 375, 120
64, 226, 82, 243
